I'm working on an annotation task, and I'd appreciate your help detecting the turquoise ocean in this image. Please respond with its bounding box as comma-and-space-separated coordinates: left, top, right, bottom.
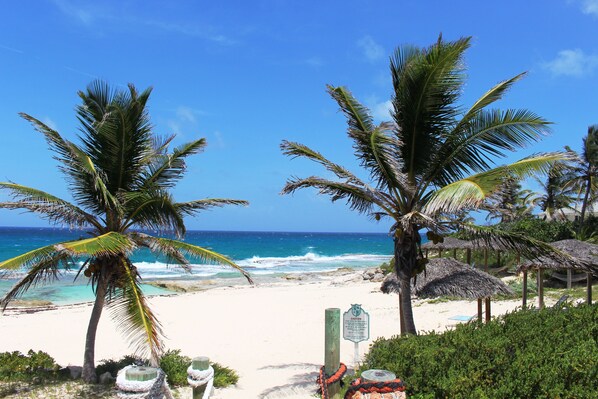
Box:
0, 227, 394, 305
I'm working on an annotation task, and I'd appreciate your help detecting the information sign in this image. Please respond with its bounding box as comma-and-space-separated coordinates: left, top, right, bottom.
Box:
343, 304, 370, 343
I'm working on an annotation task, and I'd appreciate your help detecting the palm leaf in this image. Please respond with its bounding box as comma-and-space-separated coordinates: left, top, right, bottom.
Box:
107, 258, 164, 365
176, 198, 249, 217
55, 232, 136, 257
1, 252, 71, 309
130, 233, 191, 272
141, 139, 207, 190
0, 182, 100, 229
282, 176, 393, 215
121, 191, 187, 237
141, 237, 253, 284
424, 153, 565, 214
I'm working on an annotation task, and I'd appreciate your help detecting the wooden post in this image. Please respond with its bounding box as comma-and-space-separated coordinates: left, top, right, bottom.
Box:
539, 269, 545, 309
485, 298, 491, 323
325, 308, 341, 399
484, 249, 488, 273
497, 251, 501, 268
438, 249, 442, 258
425, 249, 429, 259
466, 249, 471, 265
567, 269, 572, 289
587, 273, 593, 305
191, 357, 210, 399
477, 298, 483, 323
522, 270, 528, 308
453, 249, 457, 259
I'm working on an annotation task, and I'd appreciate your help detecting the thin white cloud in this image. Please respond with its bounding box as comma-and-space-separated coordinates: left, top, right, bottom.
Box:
176, 106, 199, 124
576, 0, 598, 16
51, 0, 98, 25
142, 19, 237, 45
212, 131, 226, 149
357, 36, 384, 62
371, 100, 393, 121
543, 49, 598, 77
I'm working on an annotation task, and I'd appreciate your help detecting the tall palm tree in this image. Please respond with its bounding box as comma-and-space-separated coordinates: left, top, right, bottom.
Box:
567, 125, 598, 232
484, 175, 537, 223
535, 162, 576, 221
281, 36, 563, 335
0, 81, 252, 382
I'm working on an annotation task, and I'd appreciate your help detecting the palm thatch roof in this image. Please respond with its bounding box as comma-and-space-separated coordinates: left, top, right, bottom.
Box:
518, 239, 598, 273
381, 258, 514, 299
421, 237, 472, 250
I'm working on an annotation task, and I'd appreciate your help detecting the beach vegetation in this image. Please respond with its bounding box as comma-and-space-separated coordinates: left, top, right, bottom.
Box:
0, 350, 62, 382
281, 35, 565, 335
566, 125, 598, 234
0, 81, 252, 382
362, 304, 598, 399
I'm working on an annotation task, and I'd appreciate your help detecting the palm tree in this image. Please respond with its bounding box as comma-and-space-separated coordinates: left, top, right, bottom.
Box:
0, 81, 252, 382
281, 36, 562, 335
567, 125, 598, 232
535, 162, 576, 221
484, 175, 537, 223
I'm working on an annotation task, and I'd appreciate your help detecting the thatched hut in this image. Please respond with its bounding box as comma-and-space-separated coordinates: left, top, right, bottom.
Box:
381, 258, 514, 322
422, 237, 472, 261
518, 239, 597, 307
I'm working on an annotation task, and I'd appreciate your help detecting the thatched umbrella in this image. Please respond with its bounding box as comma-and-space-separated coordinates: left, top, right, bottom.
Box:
518, 239, 597, 308
381, 258, 514, 322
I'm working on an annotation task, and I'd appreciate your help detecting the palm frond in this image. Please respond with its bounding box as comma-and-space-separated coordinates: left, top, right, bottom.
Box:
121, 191, 186, 237
55, 232, 136, 257
428, 109, 551, 186
130, 232, 191, 272
1, 252, 71, 309
107, 259, 164, 365
458, 224, 595, 273
0, 182, 100, 229
140, 139, 207, 190
176, 198, 249, 217
280, 140, 362, 182
141, 238, 253, 284
424, 153, 565, 214
392, 37, 470, 180
282, 176, 391, 215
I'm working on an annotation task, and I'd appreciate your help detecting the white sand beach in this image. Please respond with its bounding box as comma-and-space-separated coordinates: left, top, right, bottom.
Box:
0, 273, 528, 398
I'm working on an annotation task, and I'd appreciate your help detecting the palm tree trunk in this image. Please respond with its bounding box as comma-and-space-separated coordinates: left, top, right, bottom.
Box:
393, 230, 419, 335
81, 273, 108, 383
578, 178, 592, 233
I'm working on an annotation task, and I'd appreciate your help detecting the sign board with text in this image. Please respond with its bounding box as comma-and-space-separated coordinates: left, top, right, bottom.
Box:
343, 304, 370, 343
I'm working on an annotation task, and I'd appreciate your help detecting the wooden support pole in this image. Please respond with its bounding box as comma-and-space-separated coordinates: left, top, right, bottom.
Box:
522, 270, 528, 308
191, 357, 210, 399
425, 249, 429, 259
453, 249, 457, 259
497, 251, 501, 267
325, 308, 341, 399
587, 273, 593, 305
567, 269, 572, 289
539, 269, 545, 309
466, 249, 471, 265
484, 249, 488, 273
438, 249, 442, 258
485, 298, 491, 323
477, 298, 483, 323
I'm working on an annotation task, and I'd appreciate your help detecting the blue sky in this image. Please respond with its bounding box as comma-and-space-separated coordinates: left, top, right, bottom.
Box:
0, 0, 596, 233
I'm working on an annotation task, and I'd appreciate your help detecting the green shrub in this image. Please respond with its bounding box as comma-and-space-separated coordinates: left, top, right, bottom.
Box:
96, 355, 146, 377
212, 363, 239, 387
159, 350, 191, 387
362, 304, 598, 398
0, 350, 61, 382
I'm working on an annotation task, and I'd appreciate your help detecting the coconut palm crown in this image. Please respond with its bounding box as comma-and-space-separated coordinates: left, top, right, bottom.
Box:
0, 81, 251, 382
281, 36, 565, 335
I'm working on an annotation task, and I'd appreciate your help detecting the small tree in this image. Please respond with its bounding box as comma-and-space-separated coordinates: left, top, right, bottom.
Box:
0, 81, 252, 382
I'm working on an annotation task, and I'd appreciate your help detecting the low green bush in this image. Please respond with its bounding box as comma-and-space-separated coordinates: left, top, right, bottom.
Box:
362, 304, 598, 398
0, 350, 62, 382
96, 355, 146, 377
99, 350, 239, 388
